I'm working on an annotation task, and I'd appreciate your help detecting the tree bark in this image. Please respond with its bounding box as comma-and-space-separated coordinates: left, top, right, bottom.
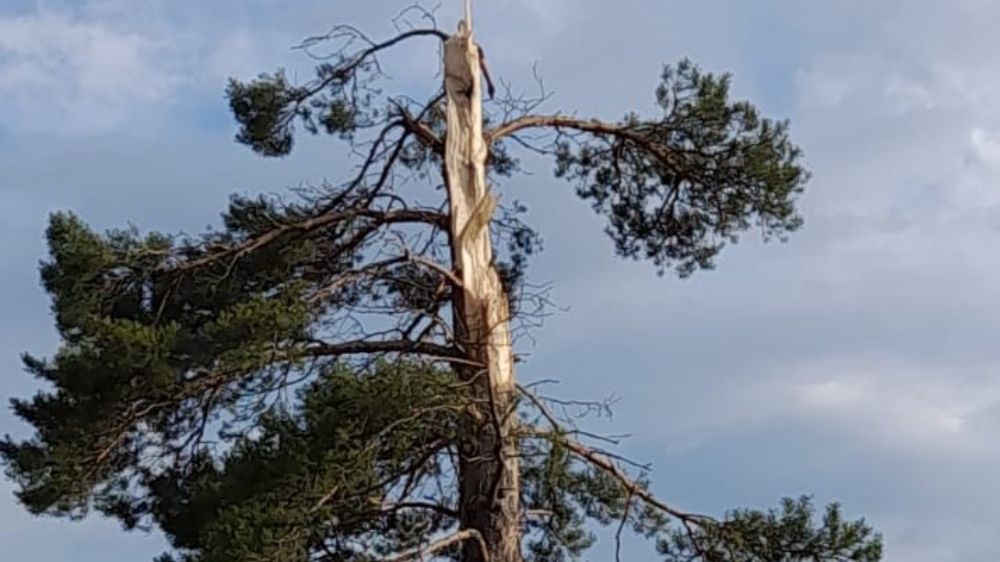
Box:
443, 20, 521, 562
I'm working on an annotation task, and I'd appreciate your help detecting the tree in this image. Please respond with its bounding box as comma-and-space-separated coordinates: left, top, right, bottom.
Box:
2, 5, 881, 562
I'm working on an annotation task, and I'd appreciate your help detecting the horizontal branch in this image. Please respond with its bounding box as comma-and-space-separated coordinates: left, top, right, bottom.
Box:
486, 115, 680, 169
302, 339, 480, 367
158, 209, 447, 276
307, 251, 460, 306
385, 529, 490, 562
374, 501, 459, 519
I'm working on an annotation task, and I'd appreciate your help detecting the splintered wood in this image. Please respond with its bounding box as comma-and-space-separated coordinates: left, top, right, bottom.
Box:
444, 15, 522, 562
443, 22, 512, 388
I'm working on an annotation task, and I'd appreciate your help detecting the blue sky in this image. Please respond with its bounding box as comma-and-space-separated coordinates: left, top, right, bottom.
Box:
3, 1, 1000, 561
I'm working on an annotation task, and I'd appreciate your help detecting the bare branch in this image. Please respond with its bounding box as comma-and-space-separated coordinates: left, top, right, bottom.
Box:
615, 489, 634, 562
372, 501, 459, 519
302, 339, 479, 367
393, 94, 446, 153
295, 27, 448, 84
516, 384, 712, 527
385, 529, 490, 562
554, 432, 708, 525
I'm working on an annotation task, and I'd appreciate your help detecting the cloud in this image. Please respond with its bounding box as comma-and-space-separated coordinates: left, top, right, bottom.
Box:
792, 360, 985, 454
507, 3, 1000, 560
7, 1, 1000, 561
970, 127, 1000, 165
0, 8, 181, 134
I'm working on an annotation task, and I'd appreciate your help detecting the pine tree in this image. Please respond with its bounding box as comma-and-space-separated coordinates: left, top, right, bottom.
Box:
2, 6, 882, 562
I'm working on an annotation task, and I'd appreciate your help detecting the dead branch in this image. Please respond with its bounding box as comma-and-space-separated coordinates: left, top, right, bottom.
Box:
295, 27, 448, 86
385, 529, 490, 562
371, 501, 459, 519
516, 384, 712, 527
393, 94, 446, 153
302, 339, 478, 366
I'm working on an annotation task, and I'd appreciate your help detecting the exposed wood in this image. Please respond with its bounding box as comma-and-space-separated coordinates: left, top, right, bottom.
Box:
443, 11, 522, 562
386, 529, 490, 562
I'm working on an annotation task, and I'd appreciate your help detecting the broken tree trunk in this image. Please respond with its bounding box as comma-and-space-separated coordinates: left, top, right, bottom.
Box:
443, 15, 522, 562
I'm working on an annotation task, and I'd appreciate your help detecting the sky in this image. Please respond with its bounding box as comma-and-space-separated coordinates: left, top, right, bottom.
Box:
2, 1, 1000, 560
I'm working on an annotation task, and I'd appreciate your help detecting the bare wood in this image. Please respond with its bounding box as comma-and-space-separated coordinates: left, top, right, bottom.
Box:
443, 12, 522, 562
486, 115, 632, 142
386, 529, 490, 562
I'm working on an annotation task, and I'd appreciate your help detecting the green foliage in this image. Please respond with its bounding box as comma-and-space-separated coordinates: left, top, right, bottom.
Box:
2, 21, 875, 562
2, 210, 316, 522
2, 207, 881, 562
555, 60, 806, 277
227, 61, 371, 157
660, 497, 882, 562
147, 363, 462, 562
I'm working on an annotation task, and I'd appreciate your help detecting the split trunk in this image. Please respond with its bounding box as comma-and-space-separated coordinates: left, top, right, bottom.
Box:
443, 23, 522, 562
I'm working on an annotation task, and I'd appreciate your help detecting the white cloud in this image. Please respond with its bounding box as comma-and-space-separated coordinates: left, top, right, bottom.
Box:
791, 359, 994, 454
0, 9, 179, 134
970, 127, 1000, 165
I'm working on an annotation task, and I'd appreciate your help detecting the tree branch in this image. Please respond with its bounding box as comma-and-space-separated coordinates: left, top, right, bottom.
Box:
302, 339, 479, 366
486, 115, 680, 170
295, 28, 449, 101
385, 529, 490, 562
157, 208, 446, 276
517, 384, 712, 527
373, 501, 459, 519
393, 94, 446, 154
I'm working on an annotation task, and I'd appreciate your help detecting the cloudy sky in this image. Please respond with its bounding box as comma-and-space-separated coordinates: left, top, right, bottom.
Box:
2, 0, 1000, 560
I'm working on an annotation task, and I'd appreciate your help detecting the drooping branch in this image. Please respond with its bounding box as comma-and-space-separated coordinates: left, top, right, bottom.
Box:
517, 384, 711, 527
553, 433, 709, 526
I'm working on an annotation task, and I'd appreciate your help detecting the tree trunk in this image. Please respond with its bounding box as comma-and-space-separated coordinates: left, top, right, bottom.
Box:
443, 19, 522, 562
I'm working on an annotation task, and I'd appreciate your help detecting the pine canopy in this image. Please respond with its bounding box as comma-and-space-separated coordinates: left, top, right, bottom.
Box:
3, 15, 880, 562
